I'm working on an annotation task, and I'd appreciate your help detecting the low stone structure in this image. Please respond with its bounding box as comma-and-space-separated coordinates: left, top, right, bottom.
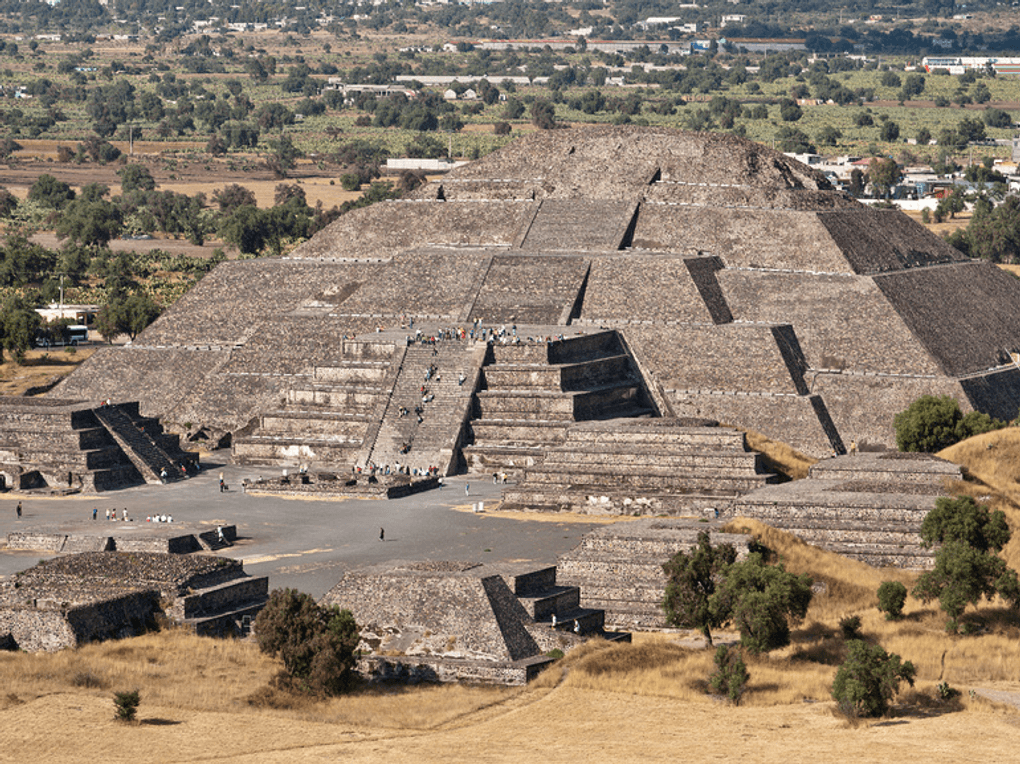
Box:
241, 472, 440, 500
558, 519, 751, 630
5, 524, 237, 554
321, 560, 629, 685
727, 453, 962, 568
500, 418, 777, 515
0, 398, 194, 493
0, 551, 267, 651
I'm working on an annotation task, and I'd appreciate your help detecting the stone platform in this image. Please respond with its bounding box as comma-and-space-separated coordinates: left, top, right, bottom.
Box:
322, 559, 629, 685
241, 472, 440, 500
0, 550, 267, 651
6, 522, 237, 554
728, 452, 962, 568
557, 518, 751, 631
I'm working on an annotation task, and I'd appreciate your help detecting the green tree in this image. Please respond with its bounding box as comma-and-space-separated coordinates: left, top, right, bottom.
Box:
97, 290, 160, 341
894, 395, 1005, 452
817, 126, 842, 146
913, 495, 1020, 632
112, 689, 140, 722
0, 294, 41, 363
530, 99, 558, 130
831, 640, 915, 718
708, 644, 749, 705
254, 588, 360, 696
662, 531, 737, 646
868, 157, 901, 198
879, 121, 900, 142
775, 127, 815, 154
56, 198, 123, 247
28, 173, 75, 209
877, 581, 908, 620
711, 552, 813, 654
117, 164, 156, 194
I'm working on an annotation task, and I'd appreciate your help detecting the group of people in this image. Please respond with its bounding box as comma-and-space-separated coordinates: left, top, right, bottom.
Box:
354, 463, 441, 479
148, 514, 174, 523
96, 508, 130, 521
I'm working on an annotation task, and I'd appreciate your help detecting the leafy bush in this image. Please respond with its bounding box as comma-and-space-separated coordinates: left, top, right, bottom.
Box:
839, 615, 862, 640
663, 532, 812, 654
831, 641, 915, 719
912, 495, 1020, 633
893, 395, 1005, 453
708, 645, 749, 705
254, 588, 360, 696
113, 689, 140, 722
877, 581, 907, 620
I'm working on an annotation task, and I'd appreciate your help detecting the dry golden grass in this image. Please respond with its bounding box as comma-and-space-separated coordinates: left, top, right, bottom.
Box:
0, 346, 95, 396
742, 428, 817, 480
938, 428, 1020, 571
6, 434, 1020, 761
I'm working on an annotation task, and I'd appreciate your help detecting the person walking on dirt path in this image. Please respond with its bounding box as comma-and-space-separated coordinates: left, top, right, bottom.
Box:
379, 527, 385, 541
465, 483, 470, 497
15, 502, 21, 519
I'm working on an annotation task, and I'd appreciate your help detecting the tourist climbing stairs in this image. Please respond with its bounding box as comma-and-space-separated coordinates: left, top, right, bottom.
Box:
93, 404, 184, 485
364, 340, 486, 474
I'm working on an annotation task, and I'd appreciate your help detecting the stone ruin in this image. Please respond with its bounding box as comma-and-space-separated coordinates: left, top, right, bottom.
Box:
0, 550, 267, 651
0, 398, 195, 493
729, 452, 963, 569
321, 560, 629, 685
40, 126, 1020, 477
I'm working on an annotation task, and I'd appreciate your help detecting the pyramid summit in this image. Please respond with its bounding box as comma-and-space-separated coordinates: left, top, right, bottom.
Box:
45, 126, 1020, 480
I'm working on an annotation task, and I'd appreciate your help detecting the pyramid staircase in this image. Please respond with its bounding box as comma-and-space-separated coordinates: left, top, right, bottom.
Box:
463, 331, 655, 475
0, 398, 190, 492
362, 340, 486, 474
508, 565, 627, 638
232, 340, 399, 468
93, 404, 187, 485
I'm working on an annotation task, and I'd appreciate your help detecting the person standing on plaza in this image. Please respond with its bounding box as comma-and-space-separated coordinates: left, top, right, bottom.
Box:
15, 502, 21, 519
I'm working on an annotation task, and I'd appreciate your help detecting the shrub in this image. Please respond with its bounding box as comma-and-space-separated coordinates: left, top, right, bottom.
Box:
893, 395, 1005, 453
877, 581, 907, 620
113, 689, 140, 722
831, 640, 915, 718
913, 495, 1020, 633
708, 644, 749, 705
839, 615, 862, 640
254, 588, 360, 696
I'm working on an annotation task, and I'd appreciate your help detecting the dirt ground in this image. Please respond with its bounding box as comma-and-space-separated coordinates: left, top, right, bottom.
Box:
1, 142, 365, 210
1, 682, 1017, 764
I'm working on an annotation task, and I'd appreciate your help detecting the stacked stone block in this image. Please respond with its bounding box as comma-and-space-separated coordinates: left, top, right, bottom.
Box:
502, 419, 777, 516
729, 453, 962, 568
321, 560, 628, 686
0, 551, 268, 650
557, 519, 751, 630
464, 331, 655, 475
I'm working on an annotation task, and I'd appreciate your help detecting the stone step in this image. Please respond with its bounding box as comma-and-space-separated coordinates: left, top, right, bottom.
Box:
181, 600, 267, 638
516, 585, 581, 620
508, 566, 557, 596
174, 576, 269, 620
547, 607, 604, 635
524, 466, 772, 486
732, 503, 933, 525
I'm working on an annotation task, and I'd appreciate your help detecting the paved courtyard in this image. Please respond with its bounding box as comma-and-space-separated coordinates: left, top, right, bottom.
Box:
0, 452, 605, 598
